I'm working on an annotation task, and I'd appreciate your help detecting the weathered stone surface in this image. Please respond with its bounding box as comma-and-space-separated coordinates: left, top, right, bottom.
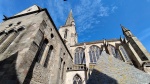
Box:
87, 51, 150, 84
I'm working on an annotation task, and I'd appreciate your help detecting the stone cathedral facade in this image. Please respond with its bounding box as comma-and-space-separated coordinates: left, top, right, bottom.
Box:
0, 5, 150, 84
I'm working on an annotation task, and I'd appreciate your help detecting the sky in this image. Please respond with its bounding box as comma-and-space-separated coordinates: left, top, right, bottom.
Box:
0, 0, 150, 52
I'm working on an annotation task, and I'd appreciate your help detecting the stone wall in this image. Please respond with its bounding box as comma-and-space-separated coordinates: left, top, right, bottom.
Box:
0, 8, 73, 84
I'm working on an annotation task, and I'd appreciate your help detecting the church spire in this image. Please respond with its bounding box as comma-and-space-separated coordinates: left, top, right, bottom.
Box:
120, 24, 129, 33
120, 24, 134, 37
65, 10, 75, 26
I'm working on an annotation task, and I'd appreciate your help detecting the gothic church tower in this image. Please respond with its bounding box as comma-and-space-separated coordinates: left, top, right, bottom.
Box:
59, 10, 78, 48
121, 25, 150, 73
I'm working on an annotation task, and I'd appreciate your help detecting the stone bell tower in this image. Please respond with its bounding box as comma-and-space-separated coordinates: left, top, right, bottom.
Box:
121, 25, 150, 73
59, 10, 78, 48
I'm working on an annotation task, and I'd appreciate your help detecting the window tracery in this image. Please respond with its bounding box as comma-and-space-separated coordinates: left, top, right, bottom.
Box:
119, 45, 130, 62
89, 45, 101, 63
74, 47, 86, 64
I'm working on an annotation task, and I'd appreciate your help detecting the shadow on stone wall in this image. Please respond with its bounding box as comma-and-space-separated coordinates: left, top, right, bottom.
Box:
87, 69, 118, 84
23, 52, 39, 84
0, 52, 20, 84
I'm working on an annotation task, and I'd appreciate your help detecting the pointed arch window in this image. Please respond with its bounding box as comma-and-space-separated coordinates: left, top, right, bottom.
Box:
108, 45, 123, 60
37, 39, 48, 62
108, 45, 117, 58
119, 45, 130, 62
0, 30, 19, 53
44, 45, 53, 67
89, 45, 101, 63
74, 47, 86, 64
0, 32, 8, 45
73, 74, 82, 84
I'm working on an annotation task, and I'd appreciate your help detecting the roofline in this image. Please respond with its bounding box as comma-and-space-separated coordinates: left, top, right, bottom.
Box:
71, 39, 120, 47
44, 9, 73, 59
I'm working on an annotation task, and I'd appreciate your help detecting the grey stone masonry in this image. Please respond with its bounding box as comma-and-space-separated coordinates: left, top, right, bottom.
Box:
87, 51, 150, 84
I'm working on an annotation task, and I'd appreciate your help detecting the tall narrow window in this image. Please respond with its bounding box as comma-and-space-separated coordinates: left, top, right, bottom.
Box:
108, 45, 117, 58
64, 29, 68, 39
116, 50, 123, 61
74, 47, 86, 64
89, 45, 101, 63
73, 74, 82, 84
0, 32, 8, 45
0, 30, 19, 53
37, 39, 48, 62
44, 45, 53, 67
61, 62, 65, 80
119, 45, 130, 62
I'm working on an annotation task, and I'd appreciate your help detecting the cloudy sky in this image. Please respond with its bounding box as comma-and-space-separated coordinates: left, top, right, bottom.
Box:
0, 0, 150, 52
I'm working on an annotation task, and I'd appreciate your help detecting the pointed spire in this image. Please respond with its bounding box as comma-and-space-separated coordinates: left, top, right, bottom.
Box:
120, 24, 129, 33
65, 10, 75, 26
120, 24, 134, 37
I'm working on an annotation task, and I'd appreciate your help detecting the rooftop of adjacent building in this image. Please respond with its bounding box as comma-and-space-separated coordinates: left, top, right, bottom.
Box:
71, 38, 120, 47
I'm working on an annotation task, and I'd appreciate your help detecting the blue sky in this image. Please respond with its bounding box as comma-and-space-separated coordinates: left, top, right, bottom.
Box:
0, 0, 150, 52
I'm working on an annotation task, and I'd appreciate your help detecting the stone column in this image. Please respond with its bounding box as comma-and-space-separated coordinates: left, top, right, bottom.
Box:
0, 34, 8, 45
40, 44, 50, 66
0, 31, 19, 53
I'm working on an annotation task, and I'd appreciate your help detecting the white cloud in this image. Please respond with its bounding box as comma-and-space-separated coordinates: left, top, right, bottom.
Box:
111, 6, 118, 13
47, 0, 110, 34
139, 28, 150, 41
46, 0, 71, 27
73, 0, 109, 34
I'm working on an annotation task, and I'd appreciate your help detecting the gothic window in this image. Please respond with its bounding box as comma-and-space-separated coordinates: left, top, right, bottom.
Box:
89, 45, 101, 63
0, 32, 8, 45
37, 39, 48, 62
0, 30, 19, 53
116, 50, 123, 61
73, 74, 82, 84
119, 45, 130, 62
44, 45, 53, 67
64, 29, 68, 39
108, 45, 117, 58
74, 47, 86, 64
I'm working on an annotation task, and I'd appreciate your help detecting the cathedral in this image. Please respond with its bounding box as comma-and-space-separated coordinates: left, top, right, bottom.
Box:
0, 5, 150, 84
